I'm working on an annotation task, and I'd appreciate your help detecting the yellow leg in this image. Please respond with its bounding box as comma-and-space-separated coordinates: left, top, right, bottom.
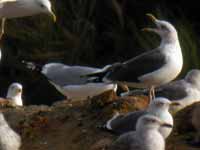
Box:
0, 18, 6, 40
149, 86, 155, 101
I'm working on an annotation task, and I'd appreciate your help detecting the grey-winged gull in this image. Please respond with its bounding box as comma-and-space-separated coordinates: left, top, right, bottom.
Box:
103, 97, 179, 139
0, 112, 21, 150
108, 114, 171, 150
122, 69, 200, 112
24, 62, 117, 101
83, 14, 183, 100
0, 0, 56, 39
0, 82, 23, 106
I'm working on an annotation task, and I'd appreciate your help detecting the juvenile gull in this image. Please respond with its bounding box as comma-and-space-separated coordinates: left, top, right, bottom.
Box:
0, 112, 21, 150
24, 62, 117, 101
84, 14, 183, 100
0, 0, 56, 39
108, 115, 171, 150
0, 82, 23, 106
122, 69, 200, 112
104, 97, 178, 138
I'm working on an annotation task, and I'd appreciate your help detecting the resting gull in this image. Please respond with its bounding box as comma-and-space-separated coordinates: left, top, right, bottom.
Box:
83, 14, 183, 100
0, 112, 21, 150
103, 97, 179, 139
0, 82, 23, 106
24, 62, 117, 101
0, 0, 56, 39
108, 114, 171, 150
122, 69, 200, 112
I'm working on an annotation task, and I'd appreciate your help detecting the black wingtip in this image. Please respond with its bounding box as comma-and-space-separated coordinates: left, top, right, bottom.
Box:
97, 124, 119, 135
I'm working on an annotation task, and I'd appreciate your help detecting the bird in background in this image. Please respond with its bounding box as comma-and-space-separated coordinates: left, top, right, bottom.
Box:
0, 82, 23, 107
121, 69, 200, 112
0, 0, 56, 39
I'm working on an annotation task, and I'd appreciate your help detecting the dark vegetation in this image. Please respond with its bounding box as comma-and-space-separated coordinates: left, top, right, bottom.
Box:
0, 0, 200, 105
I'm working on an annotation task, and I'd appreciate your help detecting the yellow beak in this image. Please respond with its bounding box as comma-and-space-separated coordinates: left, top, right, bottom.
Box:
146, 13, 157, 22
50, 11, 57, 22
170, 101, 181, 106
141, 14, 157, 32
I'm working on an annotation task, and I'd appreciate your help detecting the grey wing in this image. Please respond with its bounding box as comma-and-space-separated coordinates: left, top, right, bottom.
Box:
0, 0, 22, 18
42, 63, 101, 86
155, 80, 189, 100
106, 49, 166, 82
109, 132, 140, 150
110, 110, 147, 134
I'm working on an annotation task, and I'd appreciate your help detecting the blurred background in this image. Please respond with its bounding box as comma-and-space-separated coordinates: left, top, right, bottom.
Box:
0, 0, 199, 105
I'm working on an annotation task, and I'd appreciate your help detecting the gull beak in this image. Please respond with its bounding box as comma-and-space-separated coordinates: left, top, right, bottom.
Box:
170, 101, 181, 106
141, 13, 157, 32
146, 13, 157, 23
161, 122, 173, 128
50, 11, 57, 22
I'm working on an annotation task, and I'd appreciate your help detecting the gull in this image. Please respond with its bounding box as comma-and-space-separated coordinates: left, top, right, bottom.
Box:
0, 112, 21, 150
0, 0, 56, 39
0, 82, 23, 106
24, 62, 118, 101
103, 97, 179, 139
108, 114, 172, 150
122, 69, 200, 112
83, 14, 183, 100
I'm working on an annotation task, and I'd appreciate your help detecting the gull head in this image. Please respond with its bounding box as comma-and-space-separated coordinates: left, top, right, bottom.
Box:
149, 97, 180, 112
136, 114, 173, 131
23, 0, 56, 22
142, 14, 178, 42
185, 69, 200, 89
6, 83, 23, 106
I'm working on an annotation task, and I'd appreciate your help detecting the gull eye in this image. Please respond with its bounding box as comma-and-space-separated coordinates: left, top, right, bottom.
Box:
160, 25, 166, 30
39, 3, 45, 8
156, 102, 163, 106
149, 119, 156, 123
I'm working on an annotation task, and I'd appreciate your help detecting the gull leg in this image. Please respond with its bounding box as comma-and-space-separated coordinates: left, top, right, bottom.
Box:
0, 18, 6, 40
152, 86, 155, 99
148, 86, 155, 101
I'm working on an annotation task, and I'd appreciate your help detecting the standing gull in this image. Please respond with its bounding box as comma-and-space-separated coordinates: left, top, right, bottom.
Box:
103, 97, 178, 139
108, 115, 171, 150
24, 62, 117, 101
122, 69, 200, 112
0, 112, 21, 150
0, 82, 23, 106
84, 14, 183, 99
0, 0, 56, 39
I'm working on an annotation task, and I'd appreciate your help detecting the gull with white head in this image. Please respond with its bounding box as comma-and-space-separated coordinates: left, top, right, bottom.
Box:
0, 0, 56, 39
0, 82, 23, 106
122, 69, 200, 112
108, 114, 171, 150
103, 97, 179, 139
83, 14, 183, 100
23, 61, 118, 101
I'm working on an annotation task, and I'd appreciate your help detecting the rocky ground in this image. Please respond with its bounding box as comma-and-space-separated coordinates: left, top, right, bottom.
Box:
1, 90, 200, 150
